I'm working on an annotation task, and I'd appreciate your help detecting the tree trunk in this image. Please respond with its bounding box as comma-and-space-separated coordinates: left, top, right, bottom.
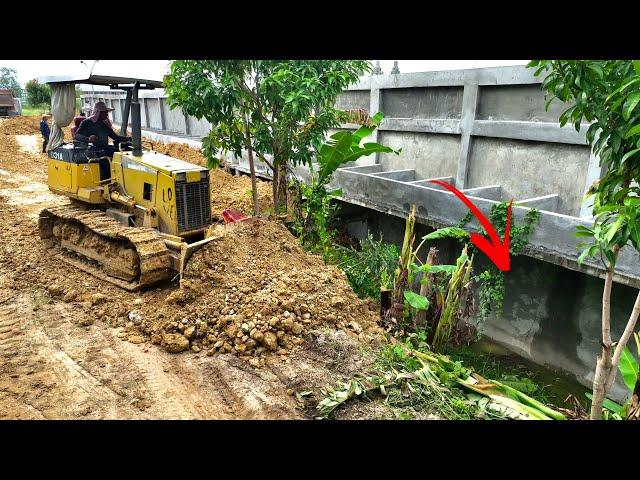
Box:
604, 291, 640, 394
271, 162, 279, 215
243, 117, 259, 216
277, 162, 288, 215
590, 259, 616, 420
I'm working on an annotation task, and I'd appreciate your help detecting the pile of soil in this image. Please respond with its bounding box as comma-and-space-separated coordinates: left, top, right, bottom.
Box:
124, 218, 383, 366
152, 141, 207, 167
210, 169, 272, 219
0, 116, 42, 135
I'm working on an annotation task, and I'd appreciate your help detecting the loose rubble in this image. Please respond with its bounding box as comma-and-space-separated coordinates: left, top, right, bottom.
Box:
122, 218, 383, 363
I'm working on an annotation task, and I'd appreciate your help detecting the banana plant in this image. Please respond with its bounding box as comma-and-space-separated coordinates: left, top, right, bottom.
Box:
299, 112, 400, 252
315, 112, 400, 185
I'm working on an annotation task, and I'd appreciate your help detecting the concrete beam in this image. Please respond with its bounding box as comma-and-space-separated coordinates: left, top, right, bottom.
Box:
471, 120, 588, 145
516, 194, 560, 212
158, 98, 166, 131
142, 98, 149, 128
376, 118, 461, 135
461, 185, 502, 201
579, 137, 605, 218
407, 176, 456, 190
341, 164, 384, 174
455, 84, 479, 188
370, 169, 417, 181
347, 65, 542, 91
183, 111, 190, 135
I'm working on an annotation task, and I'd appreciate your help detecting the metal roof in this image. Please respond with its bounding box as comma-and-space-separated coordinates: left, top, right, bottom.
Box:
37, 74, 163, 89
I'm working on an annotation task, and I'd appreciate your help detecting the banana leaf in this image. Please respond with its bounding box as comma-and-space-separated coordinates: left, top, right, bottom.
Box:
457, 374, 566, 420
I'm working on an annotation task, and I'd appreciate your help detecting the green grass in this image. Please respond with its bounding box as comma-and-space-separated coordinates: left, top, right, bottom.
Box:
20, 99, 81, 117
20, 105, 49, 116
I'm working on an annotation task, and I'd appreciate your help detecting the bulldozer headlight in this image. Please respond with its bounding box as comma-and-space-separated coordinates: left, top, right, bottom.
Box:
175, 172, 186, 182
200, 171, 208, 180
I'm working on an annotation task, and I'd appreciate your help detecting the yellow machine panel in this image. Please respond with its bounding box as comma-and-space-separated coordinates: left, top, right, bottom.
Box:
47, 157, 103, 203
110, 151, 210, 237
48, 158, 74, 192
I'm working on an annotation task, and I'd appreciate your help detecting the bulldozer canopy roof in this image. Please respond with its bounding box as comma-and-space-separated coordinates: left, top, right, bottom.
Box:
37, 74, 163, 89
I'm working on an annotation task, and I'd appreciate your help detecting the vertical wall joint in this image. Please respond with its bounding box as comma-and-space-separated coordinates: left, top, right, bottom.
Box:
455, 83, 479, 188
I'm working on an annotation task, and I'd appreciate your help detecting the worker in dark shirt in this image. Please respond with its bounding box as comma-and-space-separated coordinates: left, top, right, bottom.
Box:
40, 114, 50, 153
74, 101, 131, 157
75, 101, 131, 180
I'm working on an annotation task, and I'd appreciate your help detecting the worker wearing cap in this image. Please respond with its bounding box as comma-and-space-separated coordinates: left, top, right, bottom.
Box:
74, 101, 131, 157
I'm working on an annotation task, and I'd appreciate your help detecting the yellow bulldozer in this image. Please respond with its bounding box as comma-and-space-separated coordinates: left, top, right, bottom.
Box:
37, 74, 222, 291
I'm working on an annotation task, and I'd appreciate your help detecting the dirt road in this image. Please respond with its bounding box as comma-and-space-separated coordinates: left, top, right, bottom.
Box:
0, 118, 387, 420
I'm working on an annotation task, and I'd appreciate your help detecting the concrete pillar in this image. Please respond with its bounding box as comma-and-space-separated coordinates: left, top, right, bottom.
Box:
579, 138, 605, 218
455, 83, 479, 188
369, 88, 382, 164
142, 98, 149, 128
158, 97, 166, 131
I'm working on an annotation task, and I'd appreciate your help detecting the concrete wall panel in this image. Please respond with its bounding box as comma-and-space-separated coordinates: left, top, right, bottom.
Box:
477, 84, 569, 122
381, 87, 463, 119
147, 98, 163, 130
467, 137, 590, 216
186, 115, 211, 138
162, 99, 184, 132
335, 90, 370, 112
378, 131, 460, 180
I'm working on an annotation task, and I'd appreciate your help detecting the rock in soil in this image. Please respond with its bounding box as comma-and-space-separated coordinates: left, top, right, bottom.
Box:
161, 333, 190, 353
120, 218, 384, 366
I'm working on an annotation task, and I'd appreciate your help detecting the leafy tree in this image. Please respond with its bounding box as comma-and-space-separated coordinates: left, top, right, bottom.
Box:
529, 60, 640, 419
164, 60, 371, 214
0, 67, 21, 97
25, 79, 51, 107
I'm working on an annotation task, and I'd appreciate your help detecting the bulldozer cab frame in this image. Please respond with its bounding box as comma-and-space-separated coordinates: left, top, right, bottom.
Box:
38, 73, 164, 155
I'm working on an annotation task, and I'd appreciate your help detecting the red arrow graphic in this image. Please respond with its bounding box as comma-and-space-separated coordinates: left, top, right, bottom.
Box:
429, 180, 513, 271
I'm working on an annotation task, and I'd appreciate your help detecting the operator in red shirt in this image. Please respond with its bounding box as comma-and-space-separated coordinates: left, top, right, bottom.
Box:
70, 111, 86, 140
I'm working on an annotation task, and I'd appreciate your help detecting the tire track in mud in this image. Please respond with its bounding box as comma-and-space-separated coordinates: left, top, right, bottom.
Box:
0, 295, 140, 419
113, 340, 232, 419
0, 304, 22, 357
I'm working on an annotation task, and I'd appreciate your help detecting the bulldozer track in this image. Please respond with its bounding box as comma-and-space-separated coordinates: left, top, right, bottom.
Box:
38, 204, 172, 291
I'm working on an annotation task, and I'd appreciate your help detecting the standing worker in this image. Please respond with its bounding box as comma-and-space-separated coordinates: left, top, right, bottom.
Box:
40, 114, 50, 153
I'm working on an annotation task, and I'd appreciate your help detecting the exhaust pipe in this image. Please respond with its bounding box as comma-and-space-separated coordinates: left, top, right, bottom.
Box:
131, 81, 142, 157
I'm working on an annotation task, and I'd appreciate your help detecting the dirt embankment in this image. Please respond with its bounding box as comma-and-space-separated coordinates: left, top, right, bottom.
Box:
0, 116, 390, 420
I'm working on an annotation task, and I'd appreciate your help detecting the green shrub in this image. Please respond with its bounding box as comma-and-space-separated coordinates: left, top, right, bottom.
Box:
326, 233, 399, 300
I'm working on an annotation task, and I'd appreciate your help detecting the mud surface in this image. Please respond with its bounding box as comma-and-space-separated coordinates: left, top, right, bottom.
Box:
0, 117, 389, 419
